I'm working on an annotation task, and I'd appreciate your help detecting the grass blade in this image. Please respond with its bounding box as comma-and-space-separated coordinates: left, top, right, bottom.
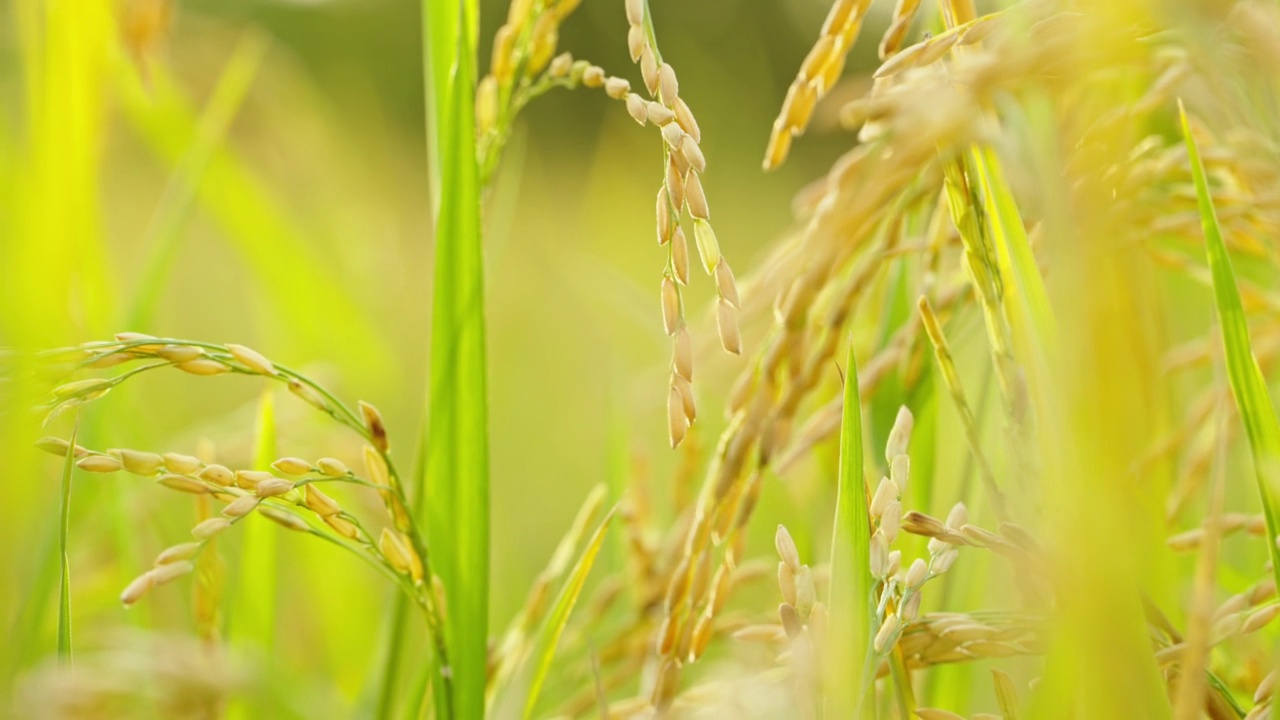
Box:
826, 339, 875, 716
521, 506, 615, 718
1180, 102, 1280, 592
971, 146, 1056, 354
489, 485, 608, 703
56, 417, 79, 661
421, 0, 486, 717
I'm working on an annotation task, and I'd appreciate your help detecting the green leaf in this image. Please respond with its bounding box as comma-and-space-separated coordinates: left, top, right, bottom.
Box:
1181, 102, 1280, 593
521, 505, 615, 719
421, 0, 486, 717
827, 339, 875, 716
972, 146, 1056, 352
870, 258, 912, 456
56, 417, 79, 661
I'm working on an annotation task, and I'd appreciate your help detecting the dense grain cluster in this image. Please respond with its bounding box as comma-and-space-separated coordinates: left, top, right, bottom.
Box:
476, 0, 584, 180
763, 0, 871, 171
473, 0, 740, 449
35, 334, 448, 668
39, 428, 426, 608
622, 0, 740, 449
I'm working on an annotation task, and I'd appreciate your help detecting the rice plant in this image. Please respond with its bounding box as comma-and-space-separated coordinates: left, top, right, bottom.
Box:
6, 0, 1280, 718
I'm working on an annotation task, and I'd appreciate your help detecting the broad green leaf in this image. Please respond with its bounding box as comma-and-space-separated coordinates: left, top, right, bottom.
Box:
421, 0, 487, 717
1181, 103, 1280, 592
827, 339, 875, 716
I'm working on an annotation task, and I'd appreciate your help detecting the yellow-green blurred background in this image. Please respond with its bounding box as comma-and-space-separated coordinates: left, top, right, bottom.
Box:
7, 1, 1279, 717
0, 0, 895, 713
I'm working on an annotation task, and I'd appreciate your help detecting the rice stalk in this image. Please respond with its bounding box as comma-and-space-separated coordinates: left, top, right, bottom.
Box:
56, 417, 78, 662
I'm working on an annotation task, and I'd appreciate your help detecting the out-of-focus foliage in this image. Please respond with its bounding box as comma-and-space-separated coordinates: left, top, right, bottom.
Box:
5, 0, 1280, 718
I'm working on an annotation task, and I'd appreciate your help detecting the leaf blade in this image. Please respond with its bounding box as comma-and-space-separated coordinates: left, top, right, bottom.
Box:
1180, 102, 1280, 592
522, 506, 616, 719
827, 340, 875, 716
56, 418, 79, 661
421, 0, 486, 716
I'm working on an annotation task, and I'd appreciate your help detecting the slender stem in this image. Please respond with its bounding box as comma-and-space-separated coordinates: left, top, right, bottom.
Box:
56, 417, 79, 662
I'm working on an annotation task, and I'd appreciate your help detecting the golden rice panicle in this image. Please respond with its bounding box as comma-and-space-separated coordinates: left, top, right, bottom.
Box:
154, 542, 201, 566
175, 358, 230, 376
885, 404, 914, 461
358, 400, 389, 453
225, 343, 276, 376
257, 506, 309, 533
316, 457, 349, 477
288, 379, 328, 412
879, 0, 923, 59
764, 0, 872, 170
477, 0, 590, 141
271, 457, 312, 476
303, 484, 342, 518
162, 452, 202, 475
618, 0, 740, 447
221, 494, 259, 519
364, 443, 412, 531
77, 454, 123, 473
36, 436, 90, 458
158, 474, 211, 495
119, 572, 155, 607
666, 379, 689, 448
769, 522, 825, 703
380, 528, 425, 583
872, 12, 1000, 80
120, 560, 194, 607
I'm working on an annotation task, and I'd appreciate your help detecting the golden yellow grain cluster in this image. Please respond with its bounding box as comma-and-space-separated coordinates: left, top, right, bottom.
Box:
621, 0, 740, 449
37, 335, 438, 625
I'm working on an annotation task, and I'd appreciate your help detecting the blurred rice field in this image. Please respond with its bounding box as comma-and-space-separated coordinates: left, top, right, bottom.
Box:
4, 0, 1280, 718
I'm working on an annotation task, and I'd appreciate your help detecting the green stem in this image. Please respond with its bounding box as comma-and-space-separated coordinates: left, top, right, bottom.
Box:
56, 417, 78, 661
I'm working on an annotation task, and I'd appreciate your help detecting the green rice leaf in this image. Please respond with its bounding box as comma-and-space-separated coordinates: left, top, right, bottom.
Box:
56, 418, 78, 661
421, 0, 486, 717
870, 258, 912, 457
520, 506, 616, 719
827, 339, 875, 716
972, 146, 1056, 351
1180, 102, 1280, 592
